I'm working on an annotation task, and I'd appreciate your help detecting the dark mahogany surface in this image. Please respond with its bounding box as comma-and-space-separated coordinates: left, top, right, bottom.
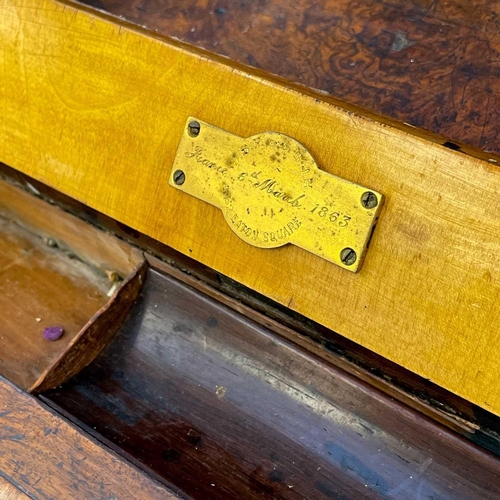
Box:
44, 268, 500, 500
79, 0, 500, 159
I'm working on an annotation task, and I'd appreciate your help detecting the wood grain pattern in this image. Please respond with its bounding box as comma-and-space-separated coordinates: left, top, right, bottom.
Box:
31, 259, 148, 393
0, 179, 145, 391
0, 202, 110, 389
3, 0, 500, 415
0, 376, 178, 499
146, 255, 500, 454
43, 268, 500, 500
77, 0, 500, 161
4, 164, 500, 455
0, 477, 29, 500
0, 178, 143, 277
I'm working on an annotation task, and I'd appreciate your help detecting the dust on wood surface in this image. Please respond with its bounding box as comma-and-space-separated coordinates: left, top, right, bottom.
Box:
0, 214, 109, 389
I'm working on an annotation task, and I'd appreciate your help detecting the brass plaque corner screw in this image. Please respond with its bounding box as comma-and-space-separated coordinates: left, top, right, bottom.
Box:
341, 247, 357, 266
170, 117, 384, 271
188, 120, 201, 137
361, 191, 378, 209
173, 169, 186, 185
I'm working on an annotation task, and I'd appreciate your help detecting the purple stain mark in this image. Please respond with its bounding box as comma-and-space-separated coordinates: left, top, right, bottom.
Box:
43, 326, 64, 341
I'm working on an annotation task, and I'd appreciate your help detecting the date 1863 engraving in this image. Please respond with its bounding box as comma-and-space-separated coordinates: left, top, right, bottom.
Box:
170, 117, 383, 272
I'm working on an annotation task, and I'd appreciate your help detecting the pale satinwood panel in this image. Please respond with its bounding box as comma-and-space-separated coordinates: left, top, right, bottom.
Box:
2, 0, 500, 414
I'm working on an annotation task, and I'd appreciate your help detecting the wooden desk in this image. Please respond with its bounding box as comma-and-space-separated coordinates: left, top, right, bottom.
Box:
3, 0, 500, 417
3, 3, 500, 497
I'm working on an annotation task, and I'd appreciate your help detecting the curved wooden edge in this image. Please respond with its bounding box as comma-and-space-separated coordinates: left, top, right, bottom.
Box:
0, 376, 178, 499
41, 267, 500, 499
0, 477, 29, 500
30, 259, 148, 393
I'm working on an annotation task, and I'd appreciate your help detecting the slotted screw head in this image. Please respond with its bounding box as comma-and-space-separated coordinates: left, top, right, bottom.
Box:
188, 120, 201, 137
173, 169, 186, 185
340, 247, 357, 266
361, 191, 378, 209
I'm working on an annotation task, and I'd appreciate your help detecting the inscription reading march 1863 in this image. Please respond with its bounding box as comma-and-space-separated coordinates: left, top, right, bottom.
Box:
170, 117, 383, 272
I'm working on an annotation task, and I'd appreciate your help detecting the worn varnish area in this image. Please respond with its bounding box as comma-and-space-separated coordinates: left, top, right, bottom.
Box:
44, 269, 500, 500
80, 0, 500, 158
0, 216, 109, 389
0, 179, 146, 391
31, 260, 148, 393
0, 377, 177, 499
5, 0, 500, 415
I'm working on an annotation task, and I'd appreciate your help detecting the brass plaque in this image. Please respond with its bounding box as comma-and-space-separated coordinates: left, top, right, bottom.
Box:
170, 118, 383, 272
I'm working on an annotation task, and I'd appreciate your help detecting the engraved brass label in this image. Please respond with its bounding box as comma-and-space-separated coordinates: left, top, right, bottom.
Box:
170, 117, 383, 272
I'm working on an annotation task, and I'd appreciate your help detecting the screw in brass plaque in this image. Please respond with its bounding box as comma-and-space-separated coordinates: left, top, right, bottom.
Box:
169, 117, 384, 272
340, 248, 357, 267
173, 169, 186, 185
188, 120, 201, 137
361, 191, 378, 209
